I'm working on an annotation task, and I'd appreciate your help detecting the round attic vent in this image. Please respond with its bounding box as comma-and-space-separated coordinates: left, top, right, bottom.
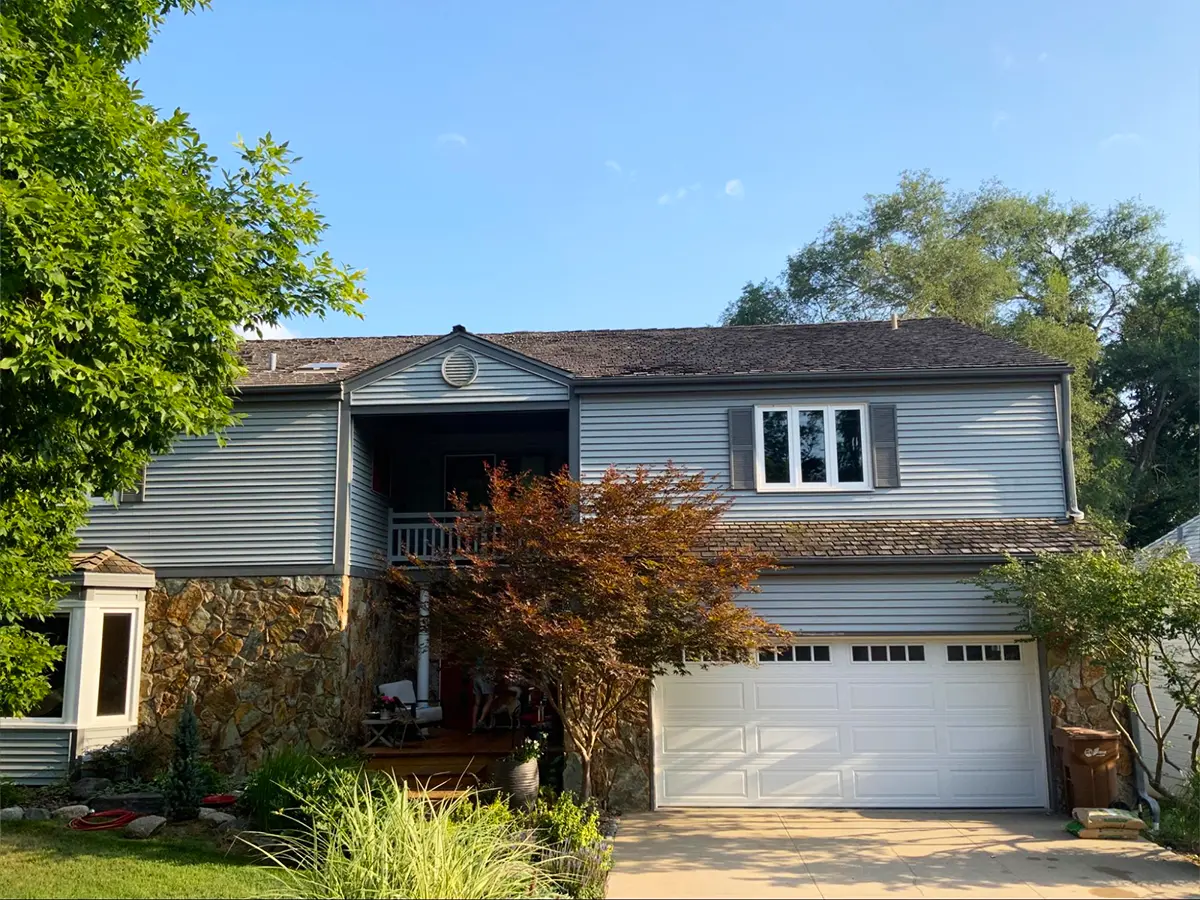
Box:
441, 349, 479, 387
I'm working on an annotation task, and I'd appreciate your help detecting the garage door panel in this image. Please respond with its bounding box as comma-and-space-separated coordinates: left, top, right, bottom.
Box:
757, 726, 841, 753
946, 725, 1034, 754
661, 679, 744, 710
759, 767, 843, 800
662, 726, 746, 753
655, 638, 1047, 808
848, 682, 935, 711
948, 768, 1037, 801
754, 681, 839, 710
851, 725, 937, 754
853, 769, 941, 801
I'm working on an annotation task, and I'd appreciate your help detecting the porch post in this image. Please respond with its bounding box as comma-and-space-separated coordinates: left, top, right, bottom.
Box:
416, 587, 431, 706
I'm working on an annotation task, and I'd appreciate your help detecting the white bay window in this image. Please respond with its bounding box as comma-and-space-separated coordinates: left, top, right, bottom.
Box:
754, 404, 870, 491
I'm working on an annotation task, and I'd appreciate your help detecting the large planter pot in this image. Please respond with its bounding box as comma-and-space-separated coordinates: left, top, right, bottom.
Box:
492, 758, 539, 805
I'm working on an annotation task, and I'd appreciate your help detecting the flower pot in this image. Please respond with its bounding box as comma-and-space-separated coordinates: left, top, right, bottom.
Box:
492, 757, 539, 805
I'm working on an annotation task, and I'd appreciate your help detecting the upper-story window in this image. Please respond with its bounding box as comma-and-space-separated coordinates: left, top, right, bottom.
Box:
754, 405, 869, 491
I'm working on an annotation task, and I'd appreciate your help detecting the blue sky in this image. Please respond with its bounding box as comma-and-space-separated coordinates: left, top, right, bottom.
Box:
130, 0, 1200, 338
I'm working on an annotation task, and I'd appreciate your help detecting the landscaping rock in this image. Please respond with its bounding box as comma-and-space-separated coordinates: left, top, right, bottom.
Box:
199, 809, 238, 830
1, 806, 24, 822
24, 808, 51, 821
91, 792, 166, 816
124, 815, 166, 839
52, 805, 91, 820
70, 777, 112, 800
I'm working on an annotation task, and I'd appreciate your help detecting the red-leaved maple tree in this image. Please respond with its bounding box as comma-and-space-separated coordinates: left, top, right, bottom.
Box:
400, 464, 785, 799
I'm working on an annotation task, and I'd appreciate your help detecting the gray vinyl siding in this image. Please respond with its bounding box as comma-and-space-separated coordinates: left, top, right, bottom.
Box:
0, 728, 73, 784
78, 401, 339, 569
579, 383, 1065, 519
744, 572, 1021, 634
349, 421, 389, 571
352, 350, 569, 406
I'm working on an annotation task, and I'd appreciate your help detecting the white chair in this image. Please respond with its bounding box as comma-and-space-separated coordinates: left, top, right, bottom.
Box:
378, 680, 443, 731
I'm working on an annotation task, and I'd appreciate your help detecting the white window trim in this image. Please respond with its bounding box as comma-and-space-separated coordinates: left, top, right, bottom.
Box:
753, 404, 872, 492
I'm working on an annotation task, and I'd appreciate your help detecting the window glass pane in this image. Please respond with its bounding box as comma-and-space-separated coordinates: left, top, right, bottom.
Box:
870, 645, 888, 662
947, 645, 965, 662
795, 646, 812, 662
813, 646, 831, 662
97, 613, 133, 716
1003, 644, 1021, 661
851, 645, 868, 662
761, 411, 791, 484
888, 645, 907, 661
834, 409, 864, 483
21, 614, 70, 718
984, 644, 1002, 661
758, 648, 775, 662
907, 645, 925, 661
776, 646, 795, 662
797, 410, 827, 483
965, 645, 983, 662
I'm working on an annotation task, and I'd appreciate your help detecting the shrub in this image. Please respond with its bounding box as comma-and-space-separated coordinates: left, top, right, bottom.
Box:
251, 773, 566, 899
162, 695, 206, 820
1155, 766, 1200, 854
524, 790, 612, 898
238, 745, 362, 830
0, 777, 32, 807
78, 728, 172, 782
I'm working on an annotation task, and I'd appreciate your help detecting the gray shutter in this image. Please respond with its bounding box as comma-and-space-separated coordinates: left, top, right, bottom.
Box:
869, 404, 900, 488
728, 407, 755, 490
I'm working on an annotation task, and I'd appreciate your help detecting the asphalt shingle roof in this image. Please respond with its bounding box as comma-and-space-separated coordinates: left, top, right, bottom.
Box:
695, 519, 1101, 562
237, 318, 1067, 389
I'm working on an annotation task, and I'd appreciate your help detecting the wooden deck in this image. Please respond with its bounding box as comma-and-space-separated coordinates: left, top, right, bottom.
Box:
363, 729, 520, 796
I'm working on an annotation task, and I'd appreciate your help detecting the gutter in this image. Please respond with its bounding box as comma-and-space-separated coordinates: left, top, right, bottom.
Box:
1058, 373, 1085, 521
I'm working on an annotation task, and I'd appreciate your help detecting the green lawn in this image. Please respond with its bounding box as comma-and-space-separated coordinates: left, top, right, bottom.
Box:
0, 821, 281, 899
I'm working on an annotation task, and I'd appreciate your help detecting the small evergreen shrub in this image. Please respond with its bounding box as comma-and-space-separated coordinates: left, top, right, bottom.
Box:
0, 777, 32, 807
79, 728, 172, 783
162, 695, 206, 820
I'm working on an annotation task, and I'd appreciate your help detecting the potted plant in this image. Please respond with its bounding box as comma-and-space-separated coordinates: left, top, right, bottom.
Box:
376, 694, 399, 720
491, 736, 542, 806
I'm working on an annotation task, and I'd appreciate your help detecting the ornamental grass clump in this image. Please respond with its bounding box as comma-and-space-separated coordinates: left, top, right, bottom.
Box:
251, 773, 569, 899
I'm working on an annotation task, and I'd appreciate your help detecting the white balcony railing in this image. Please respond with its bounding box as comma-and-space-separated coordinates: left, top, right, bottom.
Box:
389, 512, 485, 563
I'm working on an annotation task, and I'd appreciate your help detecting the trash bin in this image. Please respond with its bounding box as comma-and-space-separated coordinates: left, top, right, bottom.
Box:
1052, 726, 1121, 808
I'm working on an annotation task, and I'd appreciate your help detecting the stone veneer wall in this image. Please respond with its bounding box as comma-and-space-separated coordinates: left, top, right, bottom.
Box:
140, 574, 407, 772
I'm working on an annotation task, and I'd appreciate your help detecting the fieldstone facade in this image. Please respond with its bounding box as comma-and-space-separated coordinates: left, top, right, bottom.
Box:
140, 574, 406, 772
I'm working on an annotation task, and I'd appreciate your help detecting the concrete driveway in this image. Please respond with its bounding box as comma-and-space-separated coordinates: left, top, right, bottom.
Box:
608, 809, 1199, 899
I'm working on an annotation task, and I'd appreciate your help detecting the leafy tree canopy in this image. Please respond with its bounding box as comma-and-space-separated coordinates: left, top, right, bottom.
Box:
723, 171, 1196, 536
0, 0, 365, 715
399, 465, 787, 800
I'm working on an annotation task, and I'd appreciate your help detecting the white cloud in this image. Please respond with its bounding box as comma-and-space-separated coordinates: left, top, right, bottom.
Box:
240, 321, 297, 340
991, 111, 1010, 131
436, 132, 468, 147
658, 183, 701, 205
724, 179, 744, 199
604, 159, 622, 174
1185, 253, 1200, 274
1098, 132, 1144, 150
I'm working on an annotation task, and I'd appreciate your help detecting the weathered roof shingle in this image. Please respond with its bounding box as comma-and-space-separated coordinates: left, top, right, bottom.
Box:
696, 519, 1101, 562
69, 548, 154, 575
237, 318, 1067, 389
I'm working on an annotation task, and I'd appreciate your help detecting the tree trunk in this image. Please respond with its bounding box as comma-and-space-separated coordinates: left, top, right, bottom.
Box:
580, 752, 592, 800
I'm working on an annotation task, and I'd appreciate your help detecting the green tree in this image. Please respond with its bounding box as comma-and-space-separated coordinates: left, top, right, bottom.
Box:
1098, 273, 1200, 546
163, 695, 205, 820
0, 0, 365, 715
975, 546, 1200, 796
722, 171, 1181, 522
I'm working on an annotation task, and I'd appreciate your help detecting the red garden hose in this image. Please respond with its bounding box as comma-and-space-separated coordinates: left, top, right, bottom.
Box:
69, 809, 140, 831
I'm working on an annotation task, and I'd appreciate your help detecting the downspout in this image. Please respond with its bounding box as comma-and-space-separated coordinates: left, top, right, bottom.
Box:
1058, 373, 1085, 521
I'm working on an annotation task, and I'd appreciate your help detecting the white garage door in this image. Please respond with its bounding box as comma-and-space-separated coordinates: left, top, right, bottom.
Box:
653, 638, 1048, 808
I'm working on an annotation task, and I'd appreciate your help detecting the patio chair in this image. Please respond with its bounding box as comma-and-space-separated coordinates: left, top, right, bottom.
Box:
378, 680, 443, 744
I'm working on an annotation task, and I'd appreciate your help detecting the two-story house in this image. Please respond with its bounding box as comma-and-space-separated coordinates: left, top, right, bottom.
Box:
2, 318, 1100, 809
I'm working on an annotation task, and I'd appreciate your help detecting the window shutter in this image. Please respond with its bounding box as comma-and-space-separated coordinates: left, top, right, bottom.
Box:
728, 407, 755, 490
869, 404, 900, 488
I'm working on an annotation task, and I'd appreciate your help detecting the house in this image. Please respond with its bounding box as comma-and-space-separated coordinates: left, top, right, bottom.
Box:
1, 317, 1101, 809
1136, 514, 1200, 795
